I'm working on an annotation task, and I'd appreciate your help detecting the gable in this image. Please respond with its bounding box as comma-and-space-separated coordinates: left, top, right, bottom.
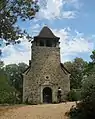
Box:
23, 66, 31, 75
60, 63, 70, 75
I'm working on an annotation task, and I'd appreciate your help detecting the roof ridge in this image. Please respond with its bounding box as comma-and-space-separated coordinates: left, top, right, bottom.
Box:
34, 26, 60, 39
60, 63, 70, 74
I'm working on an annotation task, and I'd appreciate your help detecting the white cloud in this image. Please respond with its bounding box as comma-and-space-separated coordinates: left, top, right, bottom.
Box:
37, 0, 63, 19
63, 0, 83, 9
62, 11, 77, 19
62, 37, 93, 53
31, 24, 40, 30
2, 37, 31, 65
1, 27, 94, 65
30, 23, 41, 35
36, 0, 81, 20
53, 28, 94, 62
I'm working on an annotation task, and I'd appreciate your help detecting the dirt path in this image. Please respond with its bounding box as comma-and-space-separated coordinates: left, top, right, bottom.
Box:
0, 102, 75, 119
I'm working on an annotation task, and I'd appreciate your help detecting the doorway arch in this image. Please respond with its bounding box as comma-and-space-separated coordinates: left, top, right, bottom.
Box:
43, 87, 52, 103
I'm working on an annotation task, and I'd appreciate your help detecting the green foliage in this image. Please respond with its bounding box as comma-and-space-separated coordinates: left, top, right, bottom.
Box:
64, 58, 88, 89
81, 75, 95, 100
84, 50, 95, 76
0, 62, 28, 104
90, 50, 95, 63
69, 75, 95, 119
4, 63, 28, 102
0, 60, 4, 68
0, 0, 39, 41
0, 70, 16, 104
67, 89, 81, 101
69, 104, 81, 119
69, 50, 95, 119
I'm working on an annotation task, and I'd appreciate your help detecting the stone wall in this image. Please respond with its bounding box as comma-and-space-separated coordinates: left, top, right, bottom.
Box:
23, 46, 70, 104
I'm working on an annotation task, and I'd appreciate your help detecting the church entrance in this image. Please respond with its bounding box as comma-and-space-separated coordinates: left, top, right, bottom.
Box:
43, 87, 52, 103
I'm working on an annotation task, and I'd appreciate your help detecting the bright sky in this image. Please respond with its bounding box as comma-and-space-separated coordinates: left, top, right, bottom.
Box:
0, 0, 95, 65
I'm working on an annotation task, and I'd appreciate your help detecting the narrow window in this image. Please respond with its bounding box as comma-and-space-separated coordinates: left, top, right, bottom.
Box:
40, 40, 44, 46
46, 40, 52, 47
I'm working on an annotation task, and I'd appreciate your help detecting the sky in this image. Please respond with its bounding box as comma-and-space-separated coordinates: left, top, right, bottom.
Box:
0, 0, 95, 65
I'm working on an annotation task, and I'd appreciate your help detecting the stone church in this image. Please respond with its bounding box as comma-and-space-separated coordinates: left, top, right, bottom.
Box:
23, 26, 70, 104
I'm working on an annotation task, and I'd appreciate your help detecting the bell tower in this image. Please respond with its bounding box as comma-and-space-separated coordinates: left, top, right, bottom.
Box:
31, 26, 60, 64
23, 26, 70, 104
32, 26, 60, 47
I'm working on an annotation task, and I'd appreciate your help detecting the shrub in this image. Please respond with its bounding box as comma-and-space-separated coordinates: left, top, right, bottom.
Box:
0, 71, 16, 104
69, 74, 95, 119
67, 89, 81, 101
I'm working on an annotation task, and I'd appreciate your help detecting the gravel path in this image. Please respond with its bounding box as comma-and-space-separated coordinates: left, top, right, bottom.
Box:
0, 102, 75, 119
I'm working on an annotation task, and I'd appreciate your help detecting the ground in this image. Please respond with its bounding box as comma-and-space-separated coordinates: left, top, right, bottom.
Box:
0, 102, 75, 119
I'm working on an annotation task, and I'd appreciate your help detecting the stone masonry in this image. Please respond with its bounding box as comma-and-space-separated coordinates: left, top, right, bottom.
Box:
23, 26, 70, 104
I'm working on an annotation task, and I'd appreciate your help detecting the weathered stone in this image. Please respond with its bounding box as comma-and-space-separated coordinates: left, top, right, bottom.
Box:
23, 26, 70, 104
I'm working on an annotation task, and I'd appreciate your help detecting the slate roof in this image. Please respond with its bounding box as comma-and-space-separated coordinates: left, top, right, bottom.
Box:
60, 63, 70, 74
23, 66, 31, 75
23, 63, 70, 75
34, 26, 60, 39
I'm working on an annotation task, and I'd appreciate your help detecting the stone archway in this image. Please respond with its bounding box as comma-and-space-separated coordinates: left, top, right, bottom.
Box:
43, 87, 52, 103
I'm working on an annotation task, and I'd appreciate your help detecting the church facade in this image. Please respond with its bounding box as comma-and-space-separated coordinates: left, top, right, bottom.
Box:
23, 26, 70, 104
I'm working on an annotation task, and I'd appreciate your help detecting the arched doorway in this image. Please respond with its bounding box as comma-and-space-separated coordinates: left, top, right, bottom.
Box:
43, 87, 52, 103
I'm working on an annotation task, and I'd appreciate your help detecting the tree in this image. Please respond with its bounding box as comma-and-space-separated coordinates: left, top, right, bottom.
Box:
0, 0, 39, 41
69, 73, 95, 119
4, 63, 28, 102
68, 50, 95, 119
0, 60, 4, 68
0, 68, 16, 104
84, 50, 95, 76
90, 50, 95, 63
0, 49, 2, 56
64, 58, 88, 89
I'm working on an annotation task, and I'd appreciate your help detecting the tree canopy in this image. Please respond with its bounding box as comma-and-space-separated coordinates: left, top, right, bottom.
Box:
0, 0, 39, 41
69, 50, 95, 119
0, 65, 16, 104
84, 50, 95, 76
64, 58, 88, 89
0, 62, 28, 103
4, 63, 28, 101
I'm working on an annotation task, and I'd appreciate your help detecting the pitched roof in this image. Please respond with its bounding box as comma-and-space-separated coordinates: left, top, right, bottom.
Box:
23, 66, 31, 75
60, 63, 70, 74
23, 63, 70, 75
34, 26, 60, 39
